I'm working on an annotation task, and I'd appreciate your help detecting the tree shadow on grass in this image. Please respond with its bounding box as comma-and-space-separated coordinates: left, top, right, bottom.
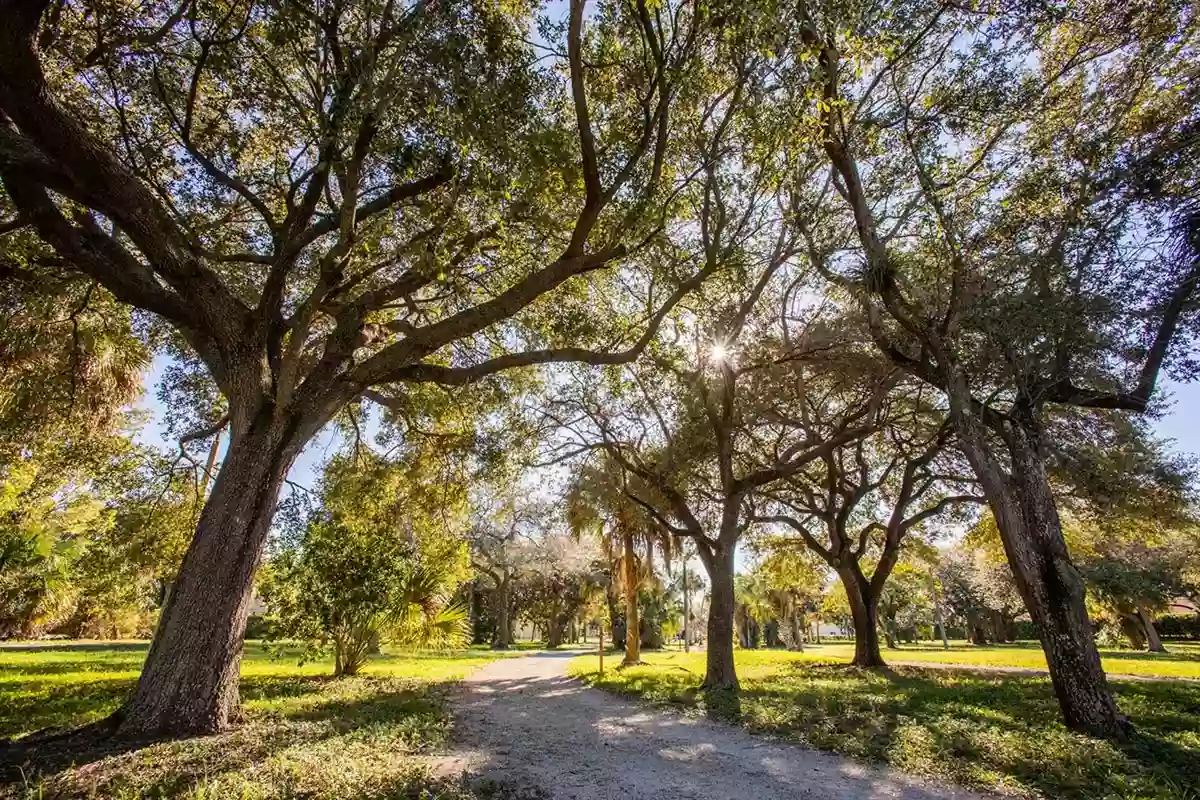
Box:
0, 675, 136, 741
0, 643, 150, 655
1, 673, 464, 798
586, 659, 1200, 798
726, 661, 1200, 798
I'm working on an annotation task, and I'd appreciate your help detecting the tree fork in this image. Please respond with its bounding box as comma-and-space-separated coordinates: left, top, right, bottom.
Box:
840, 568, 887, 668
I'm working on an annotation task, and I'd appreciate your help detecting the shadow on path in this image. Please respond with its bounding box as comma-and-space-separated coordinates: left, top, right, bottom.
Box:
444, 652, 988, 800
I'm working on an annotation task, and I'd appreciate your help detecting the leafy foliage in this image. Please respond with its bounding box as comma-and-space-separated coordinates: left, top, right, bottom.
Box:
261, 453, 471, 675
0, 432, 198, 639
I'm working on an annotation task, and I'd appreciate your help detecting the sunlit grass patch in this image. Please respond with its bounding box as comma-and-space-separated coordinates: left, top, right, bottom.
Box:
749, 639, 1200, 680
569, 649, 1200, 799
0, 641, 515, 798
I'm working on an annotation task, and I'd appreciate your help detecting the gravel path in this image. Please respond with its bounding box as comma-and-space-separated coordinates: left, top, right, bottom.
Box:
439, 651, 990, 800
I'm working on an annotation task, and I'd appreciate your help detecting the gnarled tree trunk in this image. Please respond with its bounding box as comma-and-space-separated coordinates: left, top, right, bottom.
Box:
944, 378, 1129, 738
701, 545, 738, 690
972, 411, 1129, 738
840, 567, 886, 667
117, 410, 304, 736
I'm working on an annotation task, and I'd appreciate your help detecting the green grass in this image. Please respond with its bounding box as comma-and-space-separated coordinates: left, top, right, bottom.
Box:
0, 641, 516, 799
764, 639, 1200, 680
569, 649, 1200, 800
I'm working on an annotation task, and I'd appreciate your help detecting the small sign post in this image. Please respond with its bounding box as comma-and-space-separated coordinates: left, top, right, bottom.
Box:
599, 624, 604, 676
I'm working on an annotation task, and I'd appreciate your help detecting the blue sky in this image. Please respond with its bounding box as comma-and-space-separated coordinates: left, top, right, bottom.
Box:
1151, 379, 1200, 461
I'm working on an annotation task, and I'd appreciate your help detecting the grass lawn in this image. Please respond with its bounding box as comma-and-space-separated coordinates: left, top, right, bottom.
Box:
569, 649, 1200, 800
773, 639, 1200, 680
0, 640, 514, 799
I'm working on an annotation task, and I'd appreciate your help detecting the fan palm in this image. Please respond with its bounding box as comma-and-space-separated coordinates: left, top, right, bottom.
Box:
566, 456, 672, 666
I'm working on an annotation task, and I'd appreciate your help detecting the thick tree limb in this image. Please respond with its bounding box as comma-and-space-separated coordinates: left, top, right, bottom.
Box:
1041, 256, 1200, 411
568, 0, 601, 215
363, 260, 711, 387
349, 245, 630, 385
0, 0, 249, 352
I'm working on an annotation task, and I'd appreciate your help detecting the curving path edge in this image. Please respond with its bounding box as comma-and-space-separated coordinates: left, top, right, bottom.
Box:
435, 651, 991, 800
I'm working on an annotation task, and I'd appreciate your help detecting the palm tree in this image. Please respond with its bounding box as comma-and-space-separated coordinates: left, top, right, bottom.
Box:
567, 456, 672, 666
734, 573, 772, 648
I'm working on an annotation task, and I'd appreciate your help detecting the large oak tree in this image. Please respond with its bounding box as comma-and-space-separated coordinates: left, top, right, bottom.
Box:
790, 0, 1200, 736
0, 0, 719, 734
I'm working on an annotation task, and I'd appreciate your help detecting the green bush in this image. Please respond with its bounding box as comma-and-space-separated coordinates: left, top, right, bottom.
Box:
1158, 613, 1200, 640
244, 614, 271, 640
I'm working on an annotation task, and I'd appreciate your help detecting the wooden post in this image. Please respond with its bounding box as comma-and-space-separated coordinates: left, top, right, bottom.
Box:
599, 624, 605, 676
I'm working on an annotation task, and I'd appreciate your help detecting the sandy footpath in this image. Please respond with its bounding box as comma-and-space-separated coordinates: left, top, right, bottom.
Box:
436, 651, 991, 800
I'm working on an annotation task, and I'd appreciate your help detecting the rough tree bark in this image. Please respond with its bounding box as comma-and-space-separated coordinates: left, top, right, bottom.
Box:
118, 411, 307, 735
958, 403, 1131, 738
701, 545, 738, 690
840, 567, 886, 667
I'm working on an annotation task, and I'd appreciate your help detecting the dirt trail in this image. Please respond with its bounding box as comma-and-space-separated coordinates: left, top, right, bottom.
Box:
439, 651, 989, 800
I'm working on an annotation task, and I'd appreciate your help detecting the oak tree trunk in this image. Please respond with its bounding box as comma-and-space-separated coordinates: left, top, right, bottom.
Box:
1139, 608, 1167, 653
991, 611, 1007, 643
547, 614, 567, 648
1119, 614, 1147, 650
990, 420, 1130, 738
117, 413, 302, 736
701, 546, 738, 690
494, 579, 511, 649
947, 384, 1129, 738
840, 568, 885, 667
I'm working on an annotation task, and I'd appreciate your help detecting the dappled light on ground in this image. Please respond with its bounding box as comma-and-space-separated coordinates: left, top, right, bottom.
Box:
449, 650, 982, 800
0, 642, 509, 798
569, 649, 1200, 799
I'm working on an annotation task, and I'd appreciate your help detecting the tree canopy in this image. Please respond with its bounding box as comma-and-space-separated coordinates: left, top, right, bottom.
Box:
2, 0, 1198, 742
